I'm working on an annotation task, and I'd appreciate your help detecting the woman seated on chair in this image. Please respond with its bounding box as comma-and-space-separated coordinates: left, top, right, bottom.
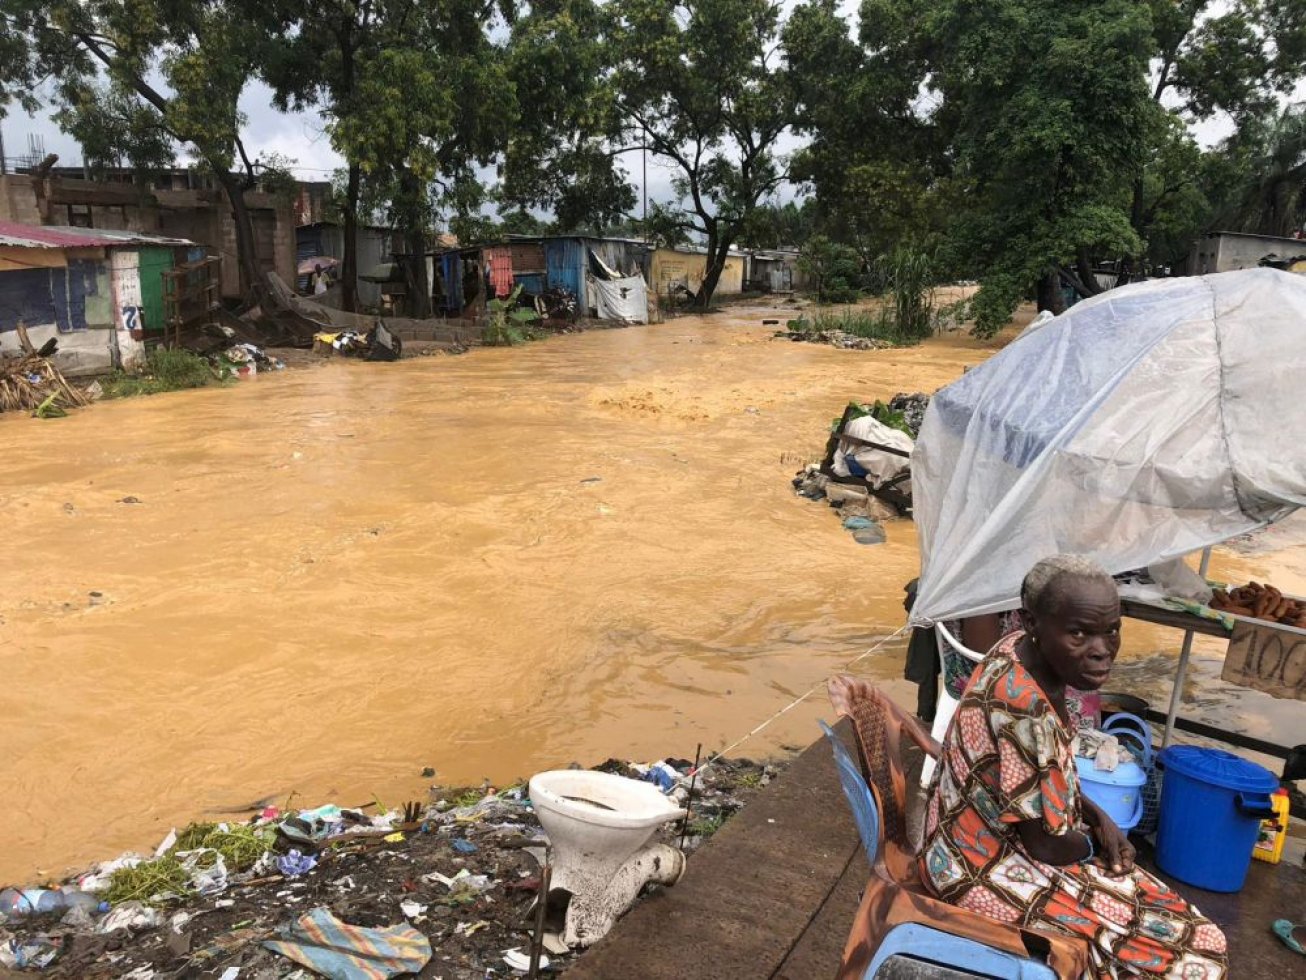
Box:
920, 555, 1227, 980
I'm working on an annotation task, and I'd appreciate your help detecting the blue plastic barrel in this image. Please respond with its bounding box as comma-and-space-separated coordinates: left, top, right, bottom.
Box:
1155, 746, 1278, 892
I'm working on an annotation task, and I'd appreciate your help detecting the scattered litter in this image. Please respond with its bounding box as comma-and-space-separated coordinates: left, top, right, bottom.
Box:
399, 899, 428, 923
218, 968, 242, 980
1, 759, 773, 978
177, 847, 229, 896
640, 761, 683, 793
383, 831, 406, 843
263, 908, 431, 979
76, 854, 142, 892
503, 947, 550, 972
97, 901, 161, 934
0, 935, 62, 969
542, 932, 569, 955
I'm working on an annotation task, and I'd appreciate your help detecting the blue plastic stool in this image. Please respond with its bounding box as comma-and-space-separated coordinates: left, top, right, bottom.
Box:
863, 923, 1057, 978
818, 722, 1057, 980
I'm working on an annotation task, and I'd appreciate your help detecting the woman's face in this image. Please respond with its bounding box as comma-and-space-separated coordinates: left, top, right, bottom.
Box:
1026, 577, 1121, 690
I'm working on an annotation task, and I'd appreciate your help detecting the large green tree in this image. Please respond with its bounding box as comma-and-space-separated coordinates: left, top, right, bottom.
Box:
791, 0, 1305, 334
605, 0, 793, 307
500, 0, 636, 232
266, 0, 511, 317
783, 0, 941, 263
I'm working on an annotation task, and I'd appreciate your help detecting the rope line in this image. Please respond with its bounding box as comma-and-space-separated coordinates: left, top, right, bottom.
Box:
694, 623, 909, 775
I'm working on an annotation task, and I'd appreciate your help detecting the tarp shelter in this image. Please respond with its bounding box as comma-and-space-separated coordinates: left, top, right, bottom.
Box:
911, 268, 1306, 626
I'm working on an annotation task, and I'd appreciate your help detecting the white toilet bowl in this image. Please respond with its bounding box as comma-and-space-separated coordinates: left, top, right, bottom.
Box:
529, 770, 688, 947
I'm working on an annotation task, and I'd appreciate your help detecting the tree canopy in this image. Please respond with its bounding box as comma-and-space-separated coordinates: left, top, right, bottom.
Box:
3, 0, 1304, 327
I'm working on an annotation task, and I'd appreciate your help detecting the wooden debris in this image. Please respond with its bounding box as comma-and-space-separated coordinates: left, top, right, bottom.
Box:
0, 352, 92, 415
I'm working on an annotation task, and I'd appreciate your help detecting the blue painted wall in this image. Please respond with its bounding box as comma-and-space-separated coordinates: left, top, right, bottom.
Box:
0, 261, 101, 333
545, 239, 586, 309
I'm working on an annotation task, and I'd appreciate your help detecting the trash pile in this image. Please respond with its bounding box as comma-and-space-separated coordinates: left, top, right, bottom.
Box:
822, 331, 895, 351
0, 757, 776, 978
216, 343, 286, 380
793, 394, 931, 540
313, 321, 403, 362
0, 348, 92, 417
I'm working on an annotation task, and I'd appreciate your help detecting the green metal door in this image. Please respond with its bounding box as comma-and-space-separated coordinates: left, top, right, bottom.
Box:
136, 247, 174, 336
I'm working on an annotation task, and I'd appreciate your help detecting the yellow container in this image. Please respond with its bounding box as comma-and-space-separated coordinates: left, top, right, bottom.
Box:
1251, 788, 1291, 864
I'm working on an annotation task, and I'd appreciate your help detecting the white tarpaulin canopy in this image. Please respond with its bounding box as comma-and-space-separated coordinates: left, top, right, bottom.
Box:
911, 268, 1306, 625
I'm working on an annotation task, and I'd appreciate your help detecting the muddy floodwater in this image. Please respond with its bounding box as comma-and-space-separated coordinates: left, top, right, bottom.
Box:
2, 303, 1302, 882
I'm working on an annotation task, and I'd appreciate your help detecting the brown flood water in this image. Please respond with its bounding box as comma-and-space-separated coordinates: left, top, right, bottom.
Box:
1, 302, 1301, 883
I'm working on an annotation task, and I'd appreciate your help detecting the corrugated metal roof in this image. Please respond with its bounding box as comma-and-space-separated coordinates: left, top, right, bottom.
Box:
0, 221, 195, 249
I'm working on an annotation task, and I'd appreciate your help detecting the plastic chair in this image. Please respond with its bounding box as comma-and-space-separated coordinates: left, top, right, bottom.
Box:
825, 677, 1090, 980
820, 724, 1056, 978
920, 622, 984, 787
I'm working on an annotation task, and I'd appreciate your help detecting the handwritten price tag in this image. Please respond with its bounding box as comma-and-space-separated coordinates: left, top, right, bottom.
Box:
1221, 620, 1306, 701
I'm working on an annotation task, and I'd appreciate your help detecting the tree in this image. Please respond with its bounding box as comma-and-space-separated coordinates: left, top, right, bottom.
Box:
312, 0, 511, 316
783, 0, 941, 262
1213, 102, 1306, 238
1116, 0, 1306, 281
736, 199, 818, 249
501, 0, 636, 232
1, 0, 284, 300
606, 0, 793, 308
261, 0, 379, 312
53, 84, 176, 177
845, 0, 1160, 334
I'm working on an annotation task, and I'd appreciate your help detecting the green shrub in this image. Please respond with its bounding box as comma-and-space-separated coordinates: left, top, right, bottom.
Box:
102, 348, 222, 398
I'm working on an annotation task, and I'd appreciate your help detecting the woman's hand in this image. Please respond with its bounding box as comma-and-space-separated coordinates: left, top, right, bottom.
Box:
1091, 817, 1136, 875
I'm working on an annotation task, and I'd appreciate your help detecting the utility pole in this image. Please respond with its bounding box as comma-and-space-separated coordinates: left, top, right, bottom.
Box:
642, 143, 647, 239
0, 122, 7, 175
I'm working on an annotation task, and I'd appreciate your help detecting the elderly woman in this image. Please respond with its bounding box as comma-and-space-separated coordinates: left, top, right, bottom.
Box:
920, 555, 1227, 979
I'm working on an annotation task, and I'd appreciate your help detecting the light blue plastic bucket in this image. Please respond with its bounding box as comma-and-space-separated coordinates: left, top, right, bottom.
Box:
1075, 756, 1147, 831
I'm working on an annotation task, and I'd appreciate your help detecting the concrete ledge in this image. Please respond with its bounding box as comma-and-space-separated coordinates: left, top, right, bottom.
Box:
565, 723, 862, 978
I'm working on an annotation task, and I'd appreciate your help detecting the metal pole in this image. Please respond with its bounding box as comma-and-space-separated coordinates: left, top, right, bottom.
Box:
0, 122, 6, 175
642, 144, 647, 236
1162, 547, 1213, 748
527, 859, 551, 979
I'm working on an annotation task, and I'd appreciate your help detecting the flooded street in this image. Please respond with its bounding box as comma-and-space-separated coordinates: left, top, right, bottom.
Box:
1, 303, 1301, 882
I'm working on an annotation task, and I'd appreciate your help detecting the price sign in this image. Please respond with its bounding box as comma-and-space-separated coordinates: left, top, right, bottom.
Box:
1221, 620, 1306, 701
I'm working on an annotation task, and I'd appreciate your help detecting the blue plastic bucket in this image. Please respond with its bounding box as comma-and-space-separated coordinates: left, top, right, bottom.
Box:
1155, 746, 1278, 892
1075, 757, 1147, 831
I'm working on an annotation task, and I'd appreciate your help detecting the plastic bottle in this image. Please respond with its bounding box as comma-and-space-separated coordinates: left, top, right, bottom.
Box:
0, 887, 107, 918
1252, 787, 1292, 864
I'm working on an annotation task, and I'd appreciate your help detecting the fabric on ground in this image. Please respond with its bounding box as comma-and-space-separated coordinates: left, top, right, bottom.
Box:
920, 633, 1228, 979
832, 415, 913, 489
262, 907, 432, 980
